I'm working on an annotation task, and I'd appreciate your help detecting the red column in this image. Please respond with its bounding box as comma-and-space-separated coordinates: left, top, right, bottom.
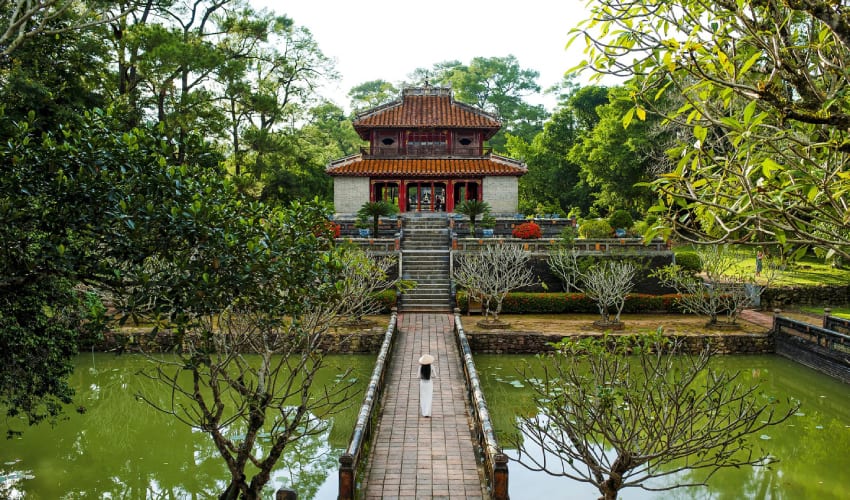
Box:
399, 180, 406, 212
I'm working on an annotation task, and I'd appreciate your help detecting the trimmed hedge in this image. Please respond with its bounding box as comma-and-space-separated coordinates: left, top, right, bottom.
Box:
456, 291, 686, 314
675, 251, 701, 273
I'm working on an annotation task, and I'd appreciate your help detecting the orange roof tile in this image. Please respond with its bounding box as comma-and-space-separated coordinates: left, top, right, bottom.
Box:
326, 155, 527, 178
353, 88, 501, 140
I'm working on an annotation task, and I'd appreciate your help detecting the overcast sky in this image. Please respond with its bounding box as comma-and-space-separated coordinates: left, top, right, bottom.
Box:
252, 0, 591, 111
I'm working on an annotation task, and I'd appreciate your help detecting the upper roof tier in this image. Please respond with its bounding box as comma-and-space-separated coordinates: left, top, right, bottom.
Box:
353, 87, 502, 140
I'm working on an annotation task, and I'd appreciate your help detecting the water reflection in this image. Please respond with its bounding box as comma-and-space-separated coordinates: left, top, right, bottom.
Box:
476, 354, 850, 500
0, 353, 373, 499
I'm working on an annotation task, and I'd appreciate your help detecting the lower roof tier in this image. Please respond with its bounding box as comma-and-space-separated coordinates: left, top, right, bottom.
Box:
326, 154, 527, 178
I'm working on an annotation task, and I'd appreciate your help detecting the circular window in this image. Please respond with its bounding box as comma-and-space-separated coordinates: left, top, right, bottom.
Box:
459, 138, 472, 145
382, 137, 395, 145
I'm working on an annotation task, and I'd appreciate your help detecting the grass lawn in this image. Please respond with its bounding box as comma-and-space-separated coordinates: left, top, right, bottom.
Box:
800, 305, 850, 319
673, 245, 850, 286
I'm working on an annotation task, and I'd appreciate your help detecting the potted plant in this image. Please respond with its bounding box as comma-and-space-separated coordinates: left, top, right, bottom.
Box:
481, 214, 496, 237
357, 201, 398, 237
355, 216, 371, 237
454, 199, 492, 236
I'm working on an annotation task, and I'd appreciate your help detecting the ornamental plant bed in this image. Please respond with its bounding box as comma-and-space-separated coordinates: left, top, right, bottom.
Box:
462, 313, 769, 336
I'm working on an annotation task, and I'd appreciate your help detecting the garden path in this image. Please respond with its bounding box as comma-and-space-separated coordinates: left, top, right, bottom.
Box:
360, 312, 486, 499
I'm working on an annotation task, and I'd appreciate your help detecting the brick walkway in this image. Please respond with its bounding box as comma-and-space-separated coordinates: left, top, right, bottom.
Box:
740, 308, 774, 329
361, 313, 486, 499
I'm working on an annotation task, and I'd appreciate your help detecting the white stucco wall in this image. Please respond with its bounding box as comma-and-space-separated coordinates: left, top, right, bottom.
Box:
483, 176, 519, 214
333, 177, 370, 214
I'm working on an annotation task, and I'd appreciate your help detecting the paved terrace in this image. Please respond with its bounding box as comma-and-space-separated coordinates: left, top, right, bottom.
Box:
361, 313, 486, 499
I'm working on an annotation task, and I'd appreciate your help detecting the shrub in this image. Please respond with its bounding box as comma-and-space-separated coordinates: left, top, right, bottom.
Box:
578, 219, 613, 239
512, 221, 542, 239
371, 289, 397, 313
631, 220, 649, 237
456, 291, 686, 314
608, 209, 634, 230
675, 252, 702, 273
559, 225, 578, 245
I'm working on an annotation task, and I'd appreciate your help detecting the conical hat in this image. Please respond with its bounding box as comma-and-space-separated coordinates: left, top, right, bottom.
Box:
418, 354, 435, 364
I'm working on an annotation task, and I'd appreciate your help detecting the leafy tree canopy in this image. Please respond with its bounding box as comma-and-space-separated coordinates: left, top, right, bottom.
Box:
571, 0, 850, 259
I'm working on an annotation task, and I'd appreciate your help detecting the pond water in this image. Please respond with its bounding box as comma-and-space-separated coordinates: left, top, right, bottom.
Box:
476, 354, 850, 500
0, 353, 375, 499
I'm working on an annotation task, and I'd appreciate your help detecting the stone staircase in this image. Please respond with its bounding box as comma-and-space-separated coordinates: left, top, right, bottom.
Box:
399, 214, 452, 312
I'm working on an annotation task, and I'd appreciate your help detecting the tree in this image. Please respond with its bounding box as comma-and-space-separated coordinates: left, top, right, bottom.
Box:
453, 243, 538, 324
0, 0, 129, 56
357, 200, 398, 236
513, 333, 798, 500
136, 239, 400, 499
568, 87, 658, 213
578, 260, 637, 326
547, 247, 581, 293
347, 79, 399, 112
454, 199, 491, 236
654, 245, 771, 326
571, 0, 850, 260
423, 56, 548, 149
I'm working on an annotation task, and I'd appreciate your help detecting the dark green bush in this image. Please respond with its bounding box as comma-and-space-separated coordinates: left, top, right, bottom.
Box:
456, 291, 686, 314
608, 209, 634, 230
675, 252, 702, 273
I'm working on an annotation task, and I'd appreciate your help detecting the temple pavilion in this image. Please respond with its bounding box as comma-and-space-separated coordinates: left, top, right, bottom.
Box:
327, 86, 527, 214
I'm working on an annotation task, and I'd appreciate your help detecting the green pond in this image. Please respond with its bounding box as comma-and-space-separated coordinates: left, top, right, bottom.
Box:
476, 354, 850, 500
0, 353, 375, 499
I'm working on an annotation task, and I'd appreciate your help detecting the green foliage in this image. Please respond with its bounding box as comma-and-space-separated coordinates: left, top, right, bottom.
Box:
608, 210, 634, 230
674, 252, 702, 273
578, 219, 613, 239
571, 0, 850, 260
559, 225, 578, 246
0, 278, 83, 437
357, 200, 398, 235
454, 199, 492, 235
418, 56, 548, 149
371, 289, 397, 313
456, 291, 685, 314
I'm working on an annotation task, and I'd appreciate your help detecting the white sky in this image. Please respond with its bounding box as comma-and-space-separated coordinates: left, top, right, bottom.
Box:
252, 0, 591, 112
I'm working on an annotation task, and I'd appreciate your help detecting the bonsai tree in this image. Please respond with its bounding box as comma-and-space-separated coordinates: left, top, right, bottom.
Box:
357, 200, 398, 236
455, 199, 492, 236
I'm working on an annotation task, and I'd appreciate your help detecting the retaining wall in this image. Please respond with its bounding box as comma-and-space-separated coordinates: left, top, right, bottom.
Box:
464, 330, 774, 355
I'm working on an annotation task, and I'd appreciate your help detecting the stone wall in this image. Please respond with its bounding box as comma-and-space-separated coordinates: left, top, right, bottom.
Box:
333, 177, 370, 214
482, 176, 518, 214
762, 284, 850, 308
464, 330, 774, 355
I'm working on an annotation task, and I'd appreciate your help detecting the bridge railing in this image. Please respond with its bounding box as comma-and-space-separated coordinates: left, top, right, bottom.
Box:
338, 309, 398, 500
774, 315, 850, 355
823, 311, 850, 336
454, 310, 508, 500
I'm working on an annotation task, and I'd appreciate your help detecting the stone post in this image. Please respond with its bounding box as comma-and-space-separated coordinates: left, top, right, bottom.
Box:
275, 488, 297, 500
824, 307, 832, 329
338, 453, 355, 500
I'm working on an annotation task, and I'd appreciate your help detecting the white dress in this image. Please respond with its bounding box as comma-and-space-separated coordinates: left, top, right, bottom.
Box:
419, 365, 433, 417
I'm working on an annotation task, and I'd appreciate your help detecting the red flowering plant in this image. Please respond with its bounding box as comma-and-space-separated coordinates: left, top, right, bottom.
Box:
512, 221, 542, 239
312, 220, 341, 239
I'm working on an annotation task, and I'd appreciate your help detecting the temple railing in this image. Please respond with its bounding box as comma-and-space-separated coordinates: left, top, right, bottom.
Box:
338, 310, 398, 500
454, 310, 508, 500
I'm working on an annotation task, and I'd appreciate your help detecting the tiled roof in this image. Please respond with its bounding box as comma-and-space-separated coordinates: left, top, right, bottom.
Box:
353, 87, 501, 139
326, 155, 527, 177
